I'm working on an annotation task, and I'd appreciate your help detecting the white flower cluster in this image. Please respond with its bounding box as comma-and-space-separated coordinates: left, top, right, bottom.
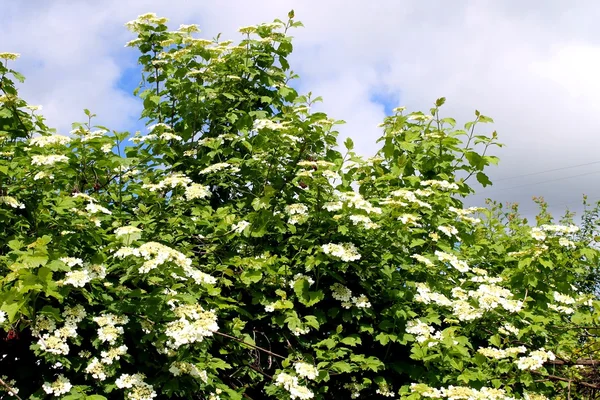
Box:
86, 202, 112, 215
0, 196, 25, 209
298, 160, 336, 168
398, 214, 421, 227
114, 242, 216, 284
375, 383, 395, 397
232, 220, 250, 233
330, 283, 371, 309
324, 201, 343, 212
294, 362, 319, 380
540, 224, 579, 234
449, 206, 482, 224
434, 251, 469, 273
199, 162, 240, 174
62, 262, 106, 288
35, 305, 87, 356
558, 237, 576, 248
42, 374, 73, 397
254, 119, 290, 131
0, 310, 6, 324
335, 191, 382, 214
410, 383, 510, 399
437, 225, 459, 238
547, 291, 577, 314
322, 243, 361, 262
101, 345, 128, 364
115, 225, 142, 242
93, 313, 129, 345
531, 224, 580, 242
31, 154, 69, 166
477, 346, 527, 359
420, 180, 459, 191
115, 373, 157, 400
515, 348, 556, 371
406, 320, 445, 347
498, 323, 520, 336
125, 12, 169, 32
169, 362, 208, 382
143, 173, 210, 201
390, 189, 431, 209
415, 281, 522, 321
165, 304, 218, 349
274, 372, 314, 400
348, 214, 379, 229
286, 203, 309, 225
30, 134, 71, 147
34, 171, 54, 180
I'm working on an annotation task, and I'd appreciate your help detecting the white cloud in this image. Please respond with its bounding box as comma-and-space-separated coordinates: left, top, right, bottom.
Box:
3, 0, 600, 216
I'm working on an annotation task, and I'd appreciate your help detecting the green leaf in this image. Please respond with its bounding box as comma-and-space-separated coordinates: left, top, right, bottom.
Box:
240, 270, 262, 285
344, 137, 354, 150
476, 172, 492, 187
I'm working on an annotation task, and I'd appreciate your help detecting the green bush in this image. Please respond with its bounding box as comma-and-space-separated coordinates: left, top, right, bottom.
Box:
0, 12, 598, 400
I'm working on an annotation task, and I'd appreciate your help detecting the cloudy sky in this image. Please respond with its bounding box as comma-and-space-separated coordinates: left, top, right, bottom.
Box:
2, 0, 600, 219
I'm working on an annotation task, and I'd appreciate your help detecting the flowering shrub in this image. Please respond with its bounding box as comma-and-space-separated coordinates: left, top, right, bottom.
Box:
1, 11, 600, 400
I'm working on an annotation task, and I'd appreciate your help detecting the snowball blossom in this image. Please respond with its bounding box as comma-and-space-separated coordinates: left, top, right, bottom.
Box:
321, 243, 361, 262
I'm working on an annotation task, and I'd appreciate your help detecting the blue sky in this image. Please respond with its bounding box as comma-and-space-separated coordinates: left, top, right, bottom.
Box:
3, 0, 600, 218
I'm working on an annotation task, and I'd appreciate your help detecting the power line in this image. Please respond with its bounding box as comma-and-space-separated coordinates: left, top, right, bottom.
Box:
471, 170, 600, 197
493, 160, 600, 182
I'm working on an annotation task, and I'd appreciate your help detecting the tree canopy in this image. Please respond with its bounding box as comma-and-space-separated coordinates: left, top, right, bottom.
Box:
1, 11, 600, 400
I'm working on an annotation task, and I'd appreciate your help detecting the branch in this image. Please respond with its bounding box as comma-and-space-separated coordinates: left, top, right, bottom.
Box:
0, 376, 22, 400
214, 331, 286, 360
531, 370, 600, 390
548, 359, 600, 366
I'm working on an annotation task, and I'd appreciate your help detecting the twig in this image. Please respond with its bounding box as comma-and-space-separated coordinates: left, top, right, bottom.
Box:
531, 370, 600, 390
0, 376, 22, 400
214, 331, 286, 360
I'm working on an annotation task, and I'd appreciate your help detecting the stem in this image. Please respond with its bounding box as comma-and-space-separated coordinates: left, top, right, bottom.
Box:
214, 331, 286, 360
0, 377, 22, 400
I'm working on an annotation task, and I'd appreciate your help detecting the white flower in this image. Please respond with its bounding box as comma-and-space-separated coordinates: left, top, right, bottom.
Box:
30, 135, 71, 147
516, 348, 556, 371
0, 310, 6, 324
294, 362, 318, 380
185, 183, 211, 200
31, 155, 69, 166
232, 220, 250, 233
0, 196, 25, 209
63, 269, 92, 287
60, 257, 84, 267
86, 202, 112, 215
115, 225, 142, 238
352, 294, 372, 308
101, 345, 128, 364
322, 243, 361, 262
165, 304, 219, 349
434, 251, 469, 273
530, 227, 546, 241
34, 171, 54, 180
199, 162, 239, 174
285, 204, 309, 216
42, 374, 72, 396
0, 52, 20, 61
558, 237, 576, 249
274, 372, 314, 400
420, 179, 459, 190
398, 214, 421, 227
437, 225, 458, 237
